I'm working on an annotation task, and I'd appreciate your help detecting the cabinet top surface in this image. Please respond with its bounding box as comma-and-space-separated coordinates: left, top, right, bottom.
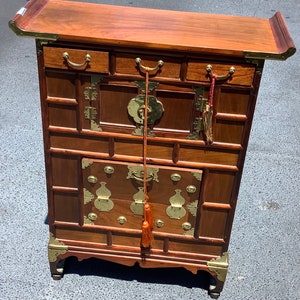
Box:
10, 0, 295, 60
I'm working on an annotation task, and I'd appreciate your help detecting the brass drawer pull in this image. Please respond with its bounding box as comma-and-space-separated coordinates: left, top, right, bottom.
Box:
62, 52, 91, 68
136, 57, 164, 72
206, 64, 235, 81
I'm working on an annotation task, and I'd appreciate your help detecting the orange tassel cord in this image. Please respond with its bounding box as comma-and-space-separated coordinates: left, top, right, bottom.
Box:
141, 220, 153, 249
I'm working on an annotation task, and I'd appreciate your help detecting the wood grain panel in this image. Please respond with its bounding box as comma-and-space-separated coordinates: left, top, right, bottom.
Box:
51, 154, 79, 188
53, 192, 80, 223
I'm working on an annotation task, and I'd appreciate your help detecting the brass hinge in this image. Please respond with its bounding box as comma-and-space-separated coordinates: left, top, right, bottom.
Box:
189, 117, 204, 140
84, 106, 97, 120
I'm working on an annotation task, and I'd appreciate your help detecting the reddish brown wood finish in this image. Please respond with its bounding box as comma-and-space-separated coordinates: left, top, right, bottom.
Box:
10, 0, 296, 298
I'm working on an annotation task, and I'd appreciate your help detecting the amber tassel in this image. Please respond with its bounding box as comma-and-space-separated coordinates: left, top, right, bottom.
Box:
144, 201, 153, 229
141, 220, 153, 249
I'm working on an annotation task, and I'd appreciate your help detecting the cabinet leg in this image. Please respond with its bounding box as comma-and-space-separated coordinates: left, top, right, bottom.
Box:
49, 259, 65, 280
208, 275, 224, 299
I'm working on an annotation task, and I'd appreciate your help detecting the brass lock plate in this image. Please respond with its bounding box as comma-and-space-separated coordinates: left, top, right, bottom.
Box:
127, 94, 164, 125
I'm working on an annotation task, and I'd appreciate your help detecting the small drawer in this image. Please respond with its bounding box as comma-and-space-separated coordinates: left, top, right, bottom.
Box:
187, 61, 255, 86
115, 53, 182, 79
43, 47, 109, 73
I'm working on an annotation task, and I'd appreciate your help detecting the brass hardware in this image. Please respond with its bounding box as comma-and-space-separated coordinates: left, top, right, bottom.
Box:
130, 187, 145, 215
82, 160, 93, 169
84, 86, 98, 101
127, 166, 159, 183
243, 48, 297, 61
9, 21, 59, 41
88, 175, 98, 184
128, 95, 164, 125
170, 173, 181, 182
206, 64, 235, 81
48, 233, 68, 263
189, 86, 207, 140
117, 216, 127, 225
207, 252, 229, 282
135, 57, 164, 73
84, 188, 94, 205
94, 182, 114, 212
166, 189, 186, 219
104, 166, 115, 175
189, 117, 204, 140
132, 126, 154, 137
135, 81, 159, 93
84, 215, 94, 225
182, 222, 192, 231
186, 200, 198, 217
193, 171, 203, 181
84, 75, 101, 101
84, 106, 97, 120
186, 185, 197, 193
88, 212, 97, 221
90, 120, 102, 132
193, 87, 206, 111
155, 219, 165, 228
62, 52, 91, 68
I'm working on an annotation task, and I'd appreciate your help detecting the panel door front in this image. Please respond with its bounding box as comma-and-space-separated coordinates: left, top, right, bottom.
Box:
82, 158, 202, 237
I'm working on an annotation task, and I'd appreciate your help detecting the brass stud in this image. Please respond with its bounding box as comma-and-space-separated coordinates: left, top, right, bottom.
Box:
88, 213, 97, 221
155, 219, 165, 228
104, 166, 115, 175
117, 216, 127, 225
186, 185, 197, 193
182, 222, 192, 231
170, 173, 181, 182
88, 175, 98, 184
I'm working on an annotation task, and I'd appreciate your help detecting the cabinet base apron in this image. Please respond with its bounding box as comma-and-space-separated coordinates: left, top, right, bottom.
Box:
48, 233, 228, 298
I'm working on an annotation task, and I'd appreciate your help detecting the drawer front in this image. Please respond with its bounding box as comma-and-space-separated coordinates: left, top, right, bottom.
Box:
115, 53, 182, 79
187, 61, 255, 86
43, 47, 109, 73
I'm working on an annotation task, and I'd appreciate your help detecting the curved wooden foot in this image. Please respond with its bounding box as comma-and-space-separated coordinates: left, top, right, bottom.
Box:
50, 259, 65, 280
208, 275, 224, 299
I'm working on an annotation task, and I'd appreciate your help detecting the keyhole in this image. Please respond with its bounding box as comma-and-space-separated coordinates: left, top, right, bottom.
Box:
138, 105, 152, 119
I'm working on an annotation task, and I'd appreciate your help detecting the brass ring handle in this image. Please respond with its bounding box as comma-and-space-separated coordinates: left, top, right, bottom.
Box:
132, 173, 154, 182
206, 64, 235, 81
62, 52, 91, 68
136, 57, 164, 72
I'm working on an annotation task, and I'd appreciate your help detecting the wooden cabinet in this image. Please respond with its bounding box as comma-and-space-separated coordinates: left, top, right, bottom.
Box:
10, 1, 295, 298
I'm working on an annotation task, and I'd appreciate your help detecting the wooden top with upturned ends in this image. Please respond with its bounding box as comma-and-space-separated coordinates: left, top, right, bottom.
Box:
9, 0, 296, 60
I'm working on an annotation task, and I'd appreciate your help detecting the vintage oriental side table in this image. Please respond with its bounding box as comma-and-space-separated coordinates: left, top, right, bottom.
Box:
9, 0, 295, 298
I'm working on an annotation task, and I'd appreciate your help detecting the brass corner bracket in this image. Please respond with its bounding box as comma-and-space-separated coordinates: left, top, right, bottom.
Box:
207, 252, 229, 282
48, 233, 68, 263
